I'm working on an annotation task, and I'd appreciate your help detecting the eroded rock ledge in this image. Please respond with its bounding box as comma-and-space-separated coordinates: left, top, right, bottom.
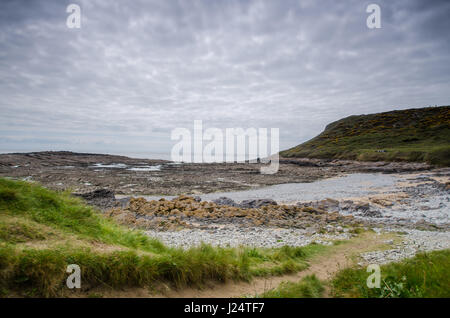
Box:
106, 195, 356, 231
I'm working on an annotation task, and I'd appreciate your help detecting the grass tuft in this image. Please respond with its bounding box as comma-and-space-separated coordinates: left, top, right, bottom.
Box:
331, 249, 450, 298
259, 275, 324, 298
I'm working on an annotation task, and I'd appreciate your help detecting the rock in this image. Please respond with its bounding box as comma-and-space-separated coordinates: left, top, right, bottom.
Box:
317, 198, 340, 211
301, 206, 325, 214
371, 198, 394, 207
116, 197, 131, 208
177, 195, 193, 201
354, 202, 371, 212
74, 189, 116, 209
362, 209, 383, 218
340, 200, 373, 213
281, 159, 319, 167
297, 198, 339, 211
339, 200, 354, 210
239, 199, 278, 209
110, 195, 358, 231
213, 197, 238, 207
110, 209, 136, 225
75, 188, 115, 200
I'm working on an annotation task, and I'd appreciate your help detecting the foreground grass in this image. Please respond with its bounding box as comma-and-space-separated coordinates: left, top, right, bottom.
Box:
0, 177, 162, 252
260, 249, 450, 298
331, 249, 450, 298
0, 178, 327, 297
259, 275, 324, 298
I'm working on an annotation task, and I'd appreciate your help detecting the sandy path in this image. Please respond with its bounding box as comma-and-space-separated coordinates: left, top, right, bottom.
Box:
70, 232, 393, 298
153, 232, 391, 298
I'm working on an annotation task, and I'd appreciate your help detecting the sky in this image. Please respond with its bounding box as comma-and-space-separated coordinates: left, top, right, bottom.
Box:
1, 0, 449, 159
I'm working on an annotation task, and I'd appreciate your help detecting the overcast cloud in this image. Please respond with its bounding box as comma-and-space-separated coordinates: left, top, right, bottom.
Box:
1, 0, 449, 158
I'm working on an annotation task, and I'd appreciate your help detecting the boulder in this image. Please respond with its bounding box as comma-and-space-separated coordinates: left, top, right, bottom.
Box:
74, 189, 117, 209
340, 200, 371, 212
75, 188, 115, 201
297, 198, 339, 212
239, 199, 278, 209
354, 202, 371, 212
362, 209, 382, 218
213, 197, 238, 207
314, 198, 339, 211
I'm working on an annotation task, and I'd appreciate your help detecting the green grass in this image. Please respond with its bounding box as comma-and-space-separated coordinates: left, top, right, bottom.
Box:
0, 178, 328, 297
331, 249, 450, 298
0, 178, 163, 252
0, 244, 247, 297
259, 275, 325, 298
259, 249, 450, 298
0, 218, 47, 243
244, 244, 328, 277
281, 106, 450, 166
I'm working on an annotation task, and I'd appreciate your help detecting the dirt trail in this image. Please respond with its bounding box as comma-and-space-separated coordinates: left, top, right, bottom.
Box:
70, 232, 394, 298
156, 232, 391, 298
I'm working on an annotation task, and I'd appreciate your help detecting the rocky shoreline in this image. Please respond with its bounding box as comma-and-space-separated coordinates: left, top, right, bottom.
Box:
0, 151, 433, 195
144, 226, 354, 249
106, 195, 358, 231
359, 228, 450, 265
1, 151, 449, 265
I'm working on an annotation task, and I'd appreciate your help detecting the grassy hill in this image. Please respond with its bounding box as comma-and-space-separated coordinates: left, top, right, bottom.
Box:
0, 178, 327, 297
281, 106, 450, 165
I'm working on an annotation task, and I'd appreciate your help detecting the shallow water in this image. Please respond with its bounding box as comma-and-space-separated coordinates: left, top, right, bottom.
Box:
129, 172, 450, 225
127, 165, 161, 171
90, 163, 128, 169
137, 173, 399, 203
89, 163, 161, 171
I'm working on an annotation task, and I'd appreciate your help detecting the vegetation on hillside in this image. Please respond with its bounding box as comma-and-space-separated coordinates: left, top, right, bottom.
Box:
281, 106, 450, 165
0, 178, 328, 297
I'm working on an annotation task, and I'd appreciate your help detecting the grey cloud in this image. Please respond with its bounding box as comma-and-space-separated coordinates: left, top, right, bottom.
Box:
0, 0, 449, 157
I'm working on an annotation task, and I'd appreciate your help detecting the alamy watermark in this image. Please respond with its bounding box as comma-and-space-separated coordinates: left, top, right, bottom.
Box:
366, 4, 381, 29
366, 264, 381, 288
171, 120, 279, 174
66, 264, 81, 289
65, 4, 380, 30
66, 4, 81, 29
